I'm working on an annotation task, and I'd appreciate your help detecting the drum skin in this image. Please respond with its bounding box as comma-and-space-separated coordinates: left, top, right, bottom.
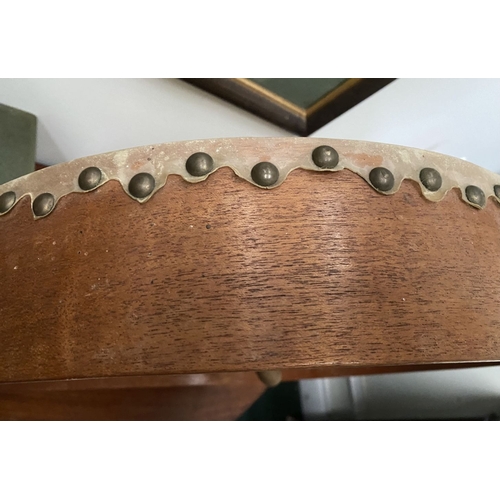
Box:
1, 138, 500, 384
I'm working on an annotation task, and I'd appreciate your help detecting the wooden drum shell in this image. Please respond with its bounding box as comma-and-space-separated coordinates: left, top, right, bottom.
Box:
1, 138, 500, 384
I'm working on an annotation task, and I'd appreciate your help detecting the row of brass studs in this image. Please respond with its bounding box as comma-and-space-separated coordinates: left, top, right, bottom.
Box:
0, 145, 498, 217
188, 146, 494, 209
80, 165, 156, 200
369, 166, 490, 208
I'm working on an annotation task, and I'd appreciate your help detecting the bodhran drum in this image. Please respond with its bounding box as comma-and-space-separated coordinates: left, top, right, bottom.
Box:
1, 138, 500, 385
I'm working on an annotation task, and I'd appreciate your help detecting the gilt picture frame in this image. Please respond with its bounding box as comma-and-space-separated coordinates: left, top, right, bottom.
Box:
182, 78, 396, 136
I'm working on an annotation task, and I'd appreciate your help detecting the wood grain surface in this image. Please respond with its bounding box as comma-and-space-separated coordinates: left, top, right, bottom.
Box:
2, 166, 500, 384
0, 384, 265, 420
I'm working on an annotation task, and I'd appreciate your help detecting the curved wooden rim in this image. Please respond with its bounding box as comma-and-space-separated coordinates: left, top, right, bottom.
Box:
1, 138, 500, 384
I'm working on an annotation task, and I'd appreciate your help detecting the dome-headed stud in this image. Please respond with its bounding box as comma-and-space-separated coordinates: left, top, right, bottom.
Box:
33, 193, 55, 217
419, 168, 442, 192
0, 191, 16, 214
129, 173, 155, 199
465, 185, 486, 208
78, 167, 102, 191
369, 167, 394, 192
251, 162, 279, 187
186, 152, 214, 177
312, 145, 339, 169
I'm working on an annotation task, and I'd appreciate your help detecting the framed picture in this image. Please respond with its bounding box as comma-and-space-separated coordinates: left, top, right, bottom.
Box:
182, 78, 395, 136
